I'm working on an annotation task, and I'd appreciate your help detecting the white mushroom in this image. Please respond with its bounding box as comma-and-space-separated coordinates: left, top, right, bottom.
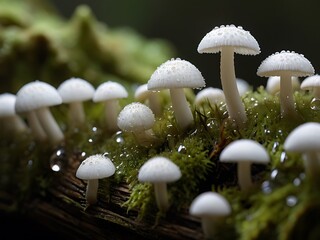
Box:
57, 77, 95, 128
15, 80, 64, 145
189, 191, 231, 239
300, 74, 320, 98
138, 156, 181, 212
93, 81, 128, 133
0, 93, 28, 134
266, 76, 300, 95
236, 78, 250, 96
257, 50, 314, 118
147, 58, 206, 131
198, 24, 260, 128
117, 102, 157, 147
76, 154, 115, 205
194, 87, 225, 106
284, 122, 320, 178
219, 139, 270, 192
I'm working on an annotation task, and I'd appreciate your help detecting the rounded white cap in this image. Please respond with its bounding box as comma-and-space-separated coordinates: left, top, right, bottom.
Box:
257, 50, 315, 77
189, 191, 231, 217
197, 24, 260, 55
15, 80, 62, 114
266, 76, 300, 94
57, 77, 95, 103
76, 154, 115, 180
301, 74, 320, 90
138, 156, 181, 183
147, 58, 205, 91
117, 102, 155, 132
284, 122, 320, 153
236, 78, 250, 96
93, 81, 128, 102
194, 87, 225, 105
220, 139, 270, 164
0, 93, 17, 117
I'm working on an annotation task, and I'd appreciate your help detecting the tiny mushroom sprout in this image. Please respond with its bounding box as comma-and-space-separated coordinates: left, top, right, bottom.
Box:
147, 58, 206, 131
76, 154, 115, 205
138, 156, 181, 212
197, 24, 260, 128
93, 81, 128, 134
300, 74, 320, 98
189, 191, 231, 239
134, 83, 162, 117
219, 139, 270, 192
0, 93, 28, 134
117, 102, 157, 147
257, 50, 314, 118
15, 80, 64, 145
284, 122, 320, 178
194, 87, 225, 107
266, 76, 300, 95
57, 77, 95, 128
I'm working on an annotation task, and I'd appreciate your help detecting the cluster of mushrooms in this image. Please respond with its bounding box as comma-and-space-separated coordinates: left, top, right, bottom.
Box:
2, 24, 320, 239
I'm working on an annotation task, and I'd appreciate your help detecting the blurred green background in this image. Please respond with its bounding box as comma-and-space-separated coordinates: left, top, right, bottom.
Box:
50, 0, 320, 89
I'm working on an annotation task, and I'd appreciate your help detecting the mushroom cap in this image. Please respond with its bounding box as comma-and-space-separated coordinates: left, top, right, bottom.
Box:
194, 87, 225, 105
189, 191, 231, 217
57, 77, 95, 103
300, 74, 320, 90
147, 58, 205, 91
117, 102, 155, 132
257, 51, 315, 77
197, 24, 260, 55
76, 154, 115, 180
138, 156, 181, 183
236, 78, 250, 96
266, 76, 300, 94
220, 139, 270, 164
134, 83, 152, 101
93, 81, 128, 102
284, 122, 320, 153
15, 80, 62, 114
0, 93, 17, 117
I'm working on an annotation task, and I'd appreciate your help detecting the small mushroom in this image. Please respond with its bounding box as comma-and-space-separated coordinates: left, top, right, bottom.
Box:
257, 50, 314, 118
57, 77, 95, 128
147, 58, 206, 131
266, 76, 300, 95
194, 87, 225, 106
76, 154, 115, 205
15, 80, 64, 145
219, 139, 270, 192
300, 74, 320, 98
93, 81, 128, 134
284, 122, 320, 178
189, 191, 231, 239
236, 78, 250, 96
138, 156, 181, 212
198, 24, 260, 128
0, 93, 28, 134
117, 102, 157, 147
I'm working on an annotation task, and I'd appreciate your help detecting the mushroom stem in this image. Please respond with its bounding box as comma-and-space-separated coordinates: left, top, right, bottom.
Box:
133, 129, 157, 147
36, 107, 64, 145
4, 115, 28, 133
170, 88, 193, 130
26, 111, 47, 141
86, 179, 99, 205
280, 74, 296, 117
104, 100, 120, 133
237, 161, 253, 191
313, 88, 320, 99
302, 152, 320, 178
69, 101, 85, 127
148, 92, 162, 117
153, 182, 169, 212
220, 46, 247, 128
201, 216, 222, 239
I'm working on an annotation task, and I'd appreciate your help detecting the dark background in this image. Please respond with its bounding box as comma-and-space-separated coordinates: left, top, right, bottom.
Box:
50, 0, 320, 89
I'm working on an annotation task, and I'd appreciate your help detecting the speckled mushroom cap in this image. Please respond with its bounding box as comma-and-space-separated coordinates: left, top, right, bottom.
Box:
76, 154, 115, 180
189, 191, 231, 217
138, 156, 181, 183
93, 81, 128, 102
57, 77, 95, 103
117, 102, 155, 132
220, 139, 270, 164
197, 24, 260, 55
257, 51, 315, 77
284, 122, 320, 153
147, 58, 205, 91
301, 74, 320, 90
0, 93, 17, 117
194, 87, 225, 105
15, 80, 62, 114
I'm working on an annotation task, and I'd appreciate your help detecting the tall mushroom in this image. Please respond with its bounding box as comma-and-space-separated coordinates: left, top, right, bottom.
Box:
15, 80, 64, 145
197, 24, 260, 128
147, 58, 206, 131
257, 50, 314, 118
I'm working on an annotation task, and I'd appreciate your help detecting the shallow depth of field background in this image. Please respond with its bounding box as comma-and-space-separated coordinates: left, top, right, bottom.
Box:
51, 0, 320, 89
